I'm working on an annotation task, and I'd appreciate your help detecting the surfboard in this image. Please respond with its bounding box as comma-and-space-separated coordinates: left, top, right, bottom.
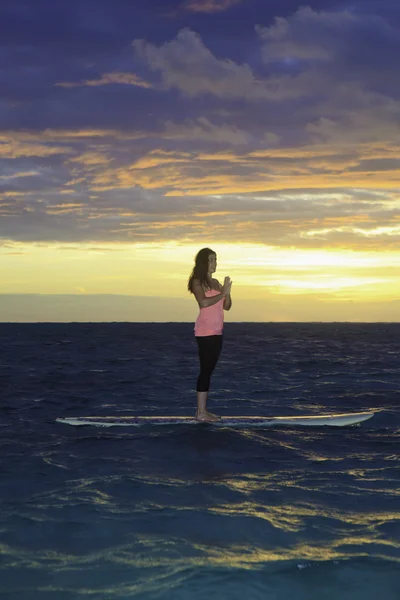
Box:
56, 411, 374, 428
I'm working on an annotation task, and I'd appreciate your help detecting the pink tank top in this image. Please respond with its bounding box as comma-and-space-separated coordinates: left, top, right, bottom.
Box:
194, 289, 224, 336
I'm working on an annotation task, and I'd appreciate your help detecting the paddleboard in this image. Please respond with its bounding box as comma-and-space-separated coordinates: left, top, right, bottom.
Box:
56, 411, 374, 428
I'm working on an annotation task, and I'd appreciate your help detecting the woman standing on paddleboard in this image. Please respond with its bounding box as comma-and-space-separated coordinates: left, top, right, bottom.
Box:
188, 248, 232, 422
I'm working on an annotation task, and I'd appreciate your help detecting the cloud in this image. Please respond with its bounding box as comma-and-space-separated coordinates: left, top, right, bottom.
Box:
68, 152, 112, 165
56, 72, 153, 89
1, 177, 400, 251
163, 117, 251, 144
133, 28, 282, 98
33, 129, 146, 141
182, 0, 243, 13
255, 5, 400, 107
133, 10, 400, 107
83, 134, 400, 196
256, 6, 399, 68
0, 135, 73, 159
306, 88, 400, 145
0, 170, 40, 181
1, 3, 400, 254
256, 7, 353, 62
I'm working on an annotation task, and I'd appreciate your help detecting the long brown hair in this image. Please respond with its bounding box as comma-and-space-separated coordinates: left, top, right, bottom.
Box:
187, 248, 216, 293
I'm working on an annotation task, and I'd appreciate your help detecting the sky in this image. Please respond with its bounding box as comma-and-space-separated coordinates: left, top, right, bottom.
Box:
1, 0, 400, 322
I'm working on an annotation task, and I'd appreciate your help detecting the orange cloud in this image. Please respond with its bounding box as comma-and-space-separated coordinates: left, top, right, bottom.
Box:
86, 139, 400, 196
56, 72, 153, 89
0, 138, 72, 158
68, 152, 112, 166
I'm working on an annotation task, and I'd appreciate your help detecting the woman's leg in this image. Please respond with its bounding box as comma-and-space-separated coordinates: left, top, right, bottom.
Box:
196, 390, 209, 416
195, 335, 223, 421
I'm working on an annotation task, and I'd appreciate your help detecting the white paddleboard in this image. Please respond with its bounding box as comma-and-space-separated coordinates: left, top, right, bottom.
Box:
56, 412, 374, 428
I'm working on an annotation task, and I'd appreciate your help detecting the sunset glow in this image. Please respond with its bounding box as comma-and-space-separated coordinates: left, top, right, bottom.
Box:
1, 1, 400, 321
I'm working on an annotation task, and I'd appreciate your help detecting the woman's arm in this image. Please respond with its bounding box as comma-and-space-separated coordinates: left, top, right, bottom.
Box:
223, 293, 232, 311
215, 278, 232, 311
192, 279, 227, 308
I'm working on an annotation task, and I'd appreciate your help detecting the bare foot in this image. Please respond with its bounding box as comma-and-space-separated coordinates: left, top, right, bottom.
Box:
195, 412, 220, 422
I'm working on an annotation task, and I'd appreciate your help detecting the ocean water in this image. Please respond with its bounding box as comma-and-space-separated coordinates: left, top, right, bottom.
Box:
0, 322, 399, 600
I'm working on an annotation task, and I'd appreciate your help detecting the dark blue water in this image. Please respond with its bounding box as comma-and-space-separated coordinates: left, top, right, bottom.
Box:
0, 323, 399, 599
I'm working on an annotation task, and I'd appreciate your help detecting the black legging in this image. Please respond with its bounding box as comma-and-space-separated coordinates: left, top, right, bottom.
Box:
196, 335, 223, 392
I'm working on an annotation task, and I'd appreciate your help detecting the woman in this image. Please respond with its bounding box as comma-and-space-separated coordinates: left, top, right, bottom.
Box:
188, 248, 232, 422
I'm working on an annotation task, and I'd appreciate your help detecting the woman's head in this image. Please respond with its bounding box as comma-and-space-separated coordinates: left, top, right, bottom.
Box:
188, 247, 216, 293
195, 248, 216, 272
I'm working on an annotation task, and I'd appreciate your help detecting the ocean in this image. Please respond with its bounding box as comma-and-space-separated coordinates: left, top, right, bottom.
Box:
0, 322, 399, 599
